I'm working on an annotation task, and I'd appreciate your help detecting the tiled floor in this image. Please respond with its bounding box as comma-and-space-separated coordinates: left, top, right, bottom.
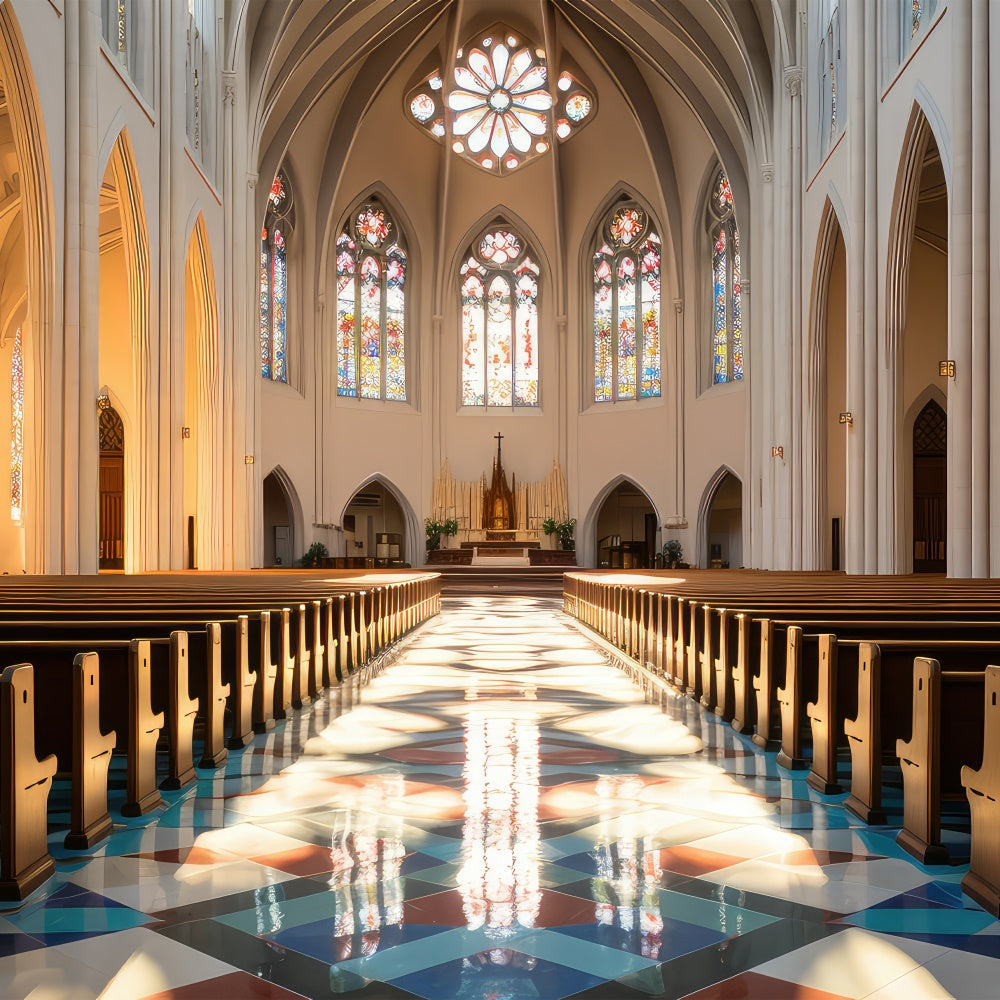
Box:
1, 596, 998, 999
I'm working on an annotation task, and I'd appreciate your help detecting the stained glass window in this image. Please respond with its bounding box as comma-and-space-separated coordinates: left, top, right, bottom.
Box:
337, 200, 407, 401
405, 27, 595, 175
10, 327, 22, 522
706, 170, 743, 385
461, 226, 538, 407
260, 172, 293, 382
592, 204, 661, 402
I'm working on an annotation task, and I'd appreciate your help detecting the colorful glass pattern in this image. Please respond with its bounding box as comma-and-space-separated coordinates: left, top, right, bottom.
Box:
610, 207, 645, 246
593, 206, 660, 402
10, 327, 22, 521
356, 206, 391, 248
639, 238, 661, 398
271, 230, 287, 383
617, 257, 637, 400
565, 94, 591, 122
448, 29, 552, 175
336, 232, 358, 397
461, 271, 486, 406
359, 256, 382, 398
259, 228, 271, 379
409, 94, 435, 122
461, 232, 538, 407
713, 227, 728, 382
479, 230, 522, 266
593, 249, 614, 403
260, 172, 292, 383
337, 204, 407, 401
912, 0, 922, 37
708, 170, 743, 385
385, 245, 407, 402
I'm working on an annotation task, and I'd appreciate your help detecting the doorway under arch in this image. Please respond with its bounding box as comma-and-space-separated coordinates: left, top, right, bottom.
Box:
343, 480, 410, 568
593, 480, 657, 569
912, 399, 946, 573
701, 471, 743, 569
98, 404, 125, 570
262, 469, 297, 567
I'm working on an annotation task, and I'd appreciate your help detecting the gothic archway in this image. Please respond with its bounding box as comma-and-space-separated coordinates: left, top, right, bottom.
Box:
98, 403, 125, 570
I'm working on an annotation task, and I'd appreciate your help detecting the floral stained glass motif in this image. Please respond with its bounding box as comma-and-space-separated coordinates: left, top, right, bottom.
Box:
707, 169, 743, 385
337, 201, 407, 401
461, 227, 539, 407
10, 327, 22, 521
593, 205, 661, 402
260, 171, 293, 382
448, 31, 553, 176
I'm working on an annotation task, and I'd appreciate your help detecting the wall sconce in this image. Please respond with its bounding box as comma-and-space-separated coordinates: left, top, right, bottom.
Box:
244, 455, 254, 465
771, 445, 784, 459
181, 426, 191, 439
939, 360, 956, 378
839, 412, 853, 425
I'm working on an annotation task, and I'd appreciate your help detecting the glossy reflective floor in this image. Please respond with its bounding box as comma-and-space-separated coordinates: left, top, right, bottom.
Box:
2, 597, 1000, 999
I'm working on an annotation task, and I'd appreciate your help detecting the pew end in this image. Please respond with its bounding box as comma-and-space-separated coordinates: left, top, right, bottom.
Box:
0, 663, 58, 901
962, 664, 1000, 916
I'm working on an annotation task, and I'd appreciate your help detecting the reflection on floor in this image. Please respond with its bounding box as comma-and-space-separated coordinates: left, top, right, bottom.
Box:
1, 596, 999, 999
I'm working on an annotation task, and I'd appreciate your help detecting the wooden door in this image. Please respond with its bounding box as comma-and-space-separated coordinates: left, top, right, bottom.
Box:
99, 407, 125, 570
912, 400, 946, 573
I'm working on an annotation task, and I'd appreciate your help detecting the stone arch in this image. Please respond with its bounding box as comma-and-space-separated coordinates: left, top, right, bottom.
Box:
885, 103, 949, 574
339, 474, 421, 567
581, 475, 660, 569
0, 4, 55, 572
98, 126, 152, 573
262, 464, 303, 567
804, 196, 849, 569
696, 466, 744, 569
183, 213, 221, 569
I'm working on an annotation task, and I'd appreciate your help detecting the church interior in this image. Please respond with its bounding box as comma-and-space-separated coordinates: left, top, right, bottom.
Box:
2, 0, 1000, 997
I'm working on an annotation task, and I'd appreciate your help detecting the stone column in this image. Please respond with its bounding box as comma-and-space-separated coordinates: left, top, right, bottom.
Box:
950, 0, 973, 577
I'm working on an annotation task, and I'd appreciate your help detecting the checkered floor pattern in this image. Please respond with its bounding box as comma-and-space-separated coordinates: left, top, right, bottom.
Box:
1, 596, 998, 999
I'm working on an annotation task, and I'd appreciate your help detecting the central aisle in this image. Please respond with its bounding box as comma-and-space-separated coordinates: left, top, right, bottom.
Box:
2, 597, 997, 999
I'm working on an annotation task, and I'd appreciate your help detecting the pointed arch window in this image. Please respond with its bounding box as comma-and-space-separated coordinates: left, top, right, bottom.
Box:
260, 172, 293, 383
593, 204, 661, 402
461, 226, 539, 407
336, 201, 408, 401
706, 171, 743, 385
10, 327, 22, 522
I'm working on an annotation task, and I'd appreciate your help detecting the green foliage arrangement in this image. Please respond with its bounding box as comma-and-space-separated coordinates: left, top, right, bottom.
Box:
662, 538, 683, 568
542, 517, 577, 550
425, 517, 459, 550
300, 541, 328, 567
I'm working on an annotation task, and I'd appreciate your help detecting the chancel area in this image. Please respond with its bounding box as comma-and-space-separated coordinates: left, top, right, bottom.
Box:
2, 0, 1000, 998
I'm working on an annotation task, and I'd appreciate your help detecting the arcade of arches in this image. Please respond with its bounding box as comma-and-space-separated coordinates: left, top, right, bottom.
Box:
0, 1, 991, 579
3, 3, 1000, 999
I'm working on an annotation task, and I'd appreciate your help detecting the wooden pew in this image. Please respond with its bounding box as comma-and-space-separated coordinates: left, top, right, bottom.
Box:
961, 664, 1000, 917
0, 663, 58, 901
896, 659, 986, 863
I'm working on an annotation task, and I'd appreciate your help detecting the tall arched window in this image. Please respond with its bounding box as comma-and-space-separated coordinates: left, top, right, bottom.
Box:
10, 327, 22, 522
706, 170, 743, 385
336, 201, 408, 401
260, 172, 293, 383
461, 226, 539, 407
593, 204, 661, 402
903, 0, 937, 57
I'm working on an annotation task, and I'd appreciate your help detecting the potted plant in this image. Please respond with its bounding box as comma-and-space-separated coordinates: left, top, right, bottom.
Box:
662, 539, 683, 569
425, 517, 458, 551
542, 517, 577, 551
300, 541, 328, 568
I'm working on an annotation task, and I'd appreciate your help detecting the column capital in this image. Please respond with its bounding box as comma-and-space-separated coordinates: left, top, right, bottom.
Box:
673, 298, 684, 314
783, 65, 802, 97
222, 71, 237, 106
760, 163, 774, 183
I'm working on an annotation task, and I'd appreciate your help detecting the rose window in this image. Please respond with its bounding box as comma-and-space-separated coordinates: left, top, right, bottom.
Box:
405, 26, 595, 176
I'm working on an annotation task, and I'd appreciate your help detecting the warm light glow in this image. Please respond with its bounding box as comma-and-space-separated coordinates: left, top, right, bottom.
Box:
558, 73, 572, 91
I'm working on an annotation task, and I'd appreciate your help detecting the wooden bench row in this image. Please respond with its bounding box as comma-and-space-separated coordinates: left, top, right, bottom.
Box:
565, 574, 1000, 917
0, 573, 441, 902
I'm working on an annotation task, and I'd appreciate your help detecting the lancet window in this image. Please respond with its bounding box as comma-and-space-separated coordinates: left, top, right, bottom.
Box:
260, 172, 293, 383
706, 170, 743, 386
336, 201, 408, 401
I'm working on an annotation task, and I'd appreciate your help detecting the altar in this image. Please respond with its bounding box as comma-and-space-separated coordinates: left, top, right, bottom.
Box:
429, 435, 569, 550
